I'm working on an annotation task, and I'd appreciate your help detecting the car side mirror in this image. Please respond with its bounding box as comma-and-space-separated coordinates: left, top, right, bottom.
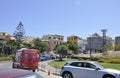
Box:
95, 68, 100, 71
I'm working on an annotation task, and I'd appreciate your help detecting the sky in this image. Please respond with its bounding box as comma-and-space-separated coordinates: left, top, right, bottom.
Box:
0, 0, 120, 40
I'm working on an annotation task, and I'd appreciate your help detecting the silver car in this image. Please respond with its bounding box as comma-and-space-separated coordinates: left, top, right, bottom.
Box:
60, 60, 120, 78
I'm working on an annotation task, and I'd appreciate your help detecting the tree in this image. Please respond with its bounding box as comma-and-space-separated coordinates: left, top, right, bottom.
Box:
114, 45, 120, 51
13, 22, 25, 48
33, 38, 48, 55
57, 44, 68, 61
104, 43, 113, 51
22, 43, 32, 49
68, 42, 78, 54
0, 41, 5, 56
5, 40, 17, 55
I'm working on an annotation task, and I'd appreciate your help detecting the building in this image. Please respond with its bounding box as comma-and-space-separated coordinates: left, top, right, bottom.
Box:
115, 36, 120, 45
67, 35, 79, 44
87, 33, 103, 52
78, 39, 87, 52
23, 36, 36, 44
67, 35, 87, 53
0, 32, 10, 41
41, 34, 64, 51
87, 33, 112, 52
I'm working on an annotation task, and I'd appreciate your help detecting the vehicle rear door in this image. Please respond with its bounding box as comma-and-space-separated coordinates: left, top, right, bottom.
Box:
81, 62, 103, 78
69, 62, 86, 78
21, 50, 38, 68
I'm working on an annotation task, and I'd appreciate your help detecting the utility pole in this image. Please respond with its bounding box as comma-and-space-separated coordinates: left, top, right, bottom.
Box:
90, 37, 92, 60
101, 29, 107, 52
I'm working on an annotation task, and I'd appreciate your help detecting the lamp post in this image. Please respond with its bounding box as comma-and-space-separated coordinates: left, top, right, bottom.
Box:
101, 29, 107, 52
89, 37, 92, 60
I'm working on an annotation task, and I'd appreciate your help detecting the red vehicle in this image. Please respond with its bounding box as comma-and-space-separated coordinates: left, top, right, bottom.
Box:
12, 48, 39, 72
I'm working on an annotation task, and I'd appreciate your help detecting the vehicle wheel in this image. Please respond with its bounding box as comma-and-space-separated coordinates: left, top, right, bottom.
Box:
32, 69, 35, 72
63, 72, 73, 78
103, 74, 116, 78
12, 63, 16, 68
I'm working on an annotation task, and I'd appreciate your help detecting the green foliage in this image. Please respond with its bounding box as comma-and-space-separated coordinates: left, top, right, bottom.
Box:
0, 40, 18, 56
48, 58, 75, 69
57, 44, 69, 55
71, 55, 89, 60
104, 43, 113, 51
99, 63, 120, 70
13, 22, 25, 41
33, 38, 48, 54
114, 45, 120, 51
99, 58, 120, 64
49, 58, 120, 70
0, 56, 12, 61
22, 43, 32, 49
56, 44, 69, 61
68, 42, 78, 53
13, 22, 25, 48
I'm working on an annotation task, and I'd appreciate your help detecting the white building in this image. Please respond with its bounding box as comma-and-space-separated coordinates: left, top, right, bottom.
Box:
78, 38, 87, 52
87, 33, 112, 52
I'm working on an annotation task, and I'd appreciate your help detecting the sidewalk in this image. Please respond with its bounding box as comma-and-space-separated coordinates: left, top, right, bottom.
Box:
38, 60, 62, 78
36, 70, 62, 78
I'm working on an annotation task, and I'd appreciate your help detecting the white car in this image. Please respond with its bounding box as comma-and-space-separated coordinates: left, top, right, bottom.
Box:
60, 61, 120, 78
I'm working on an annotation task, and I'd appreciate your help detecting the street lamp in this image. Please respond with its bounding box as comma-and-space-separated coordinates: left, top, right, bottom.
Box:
101, 29, 107, 52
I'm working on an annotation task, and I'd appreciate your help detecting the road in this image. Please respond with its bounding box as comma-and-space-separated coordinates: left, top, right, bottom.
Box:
0, 61, 12, 69
0, 60, 62, 78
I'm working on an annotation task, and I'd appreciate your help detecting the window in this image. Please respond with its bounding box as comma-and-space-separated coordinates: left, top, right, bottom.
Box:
70, 62, 84, 67
84, 63, 96, 69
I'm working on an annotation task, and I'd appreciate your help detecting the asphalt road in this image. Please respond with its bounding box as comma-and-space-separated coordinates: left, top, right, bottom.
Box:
0, 60, 62, 78
0, 60, 12, 69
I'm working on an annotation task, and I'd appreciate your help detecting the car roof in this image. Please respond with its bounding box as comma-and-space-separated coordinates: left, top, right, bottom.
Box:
66, 60, 95, 64
0, 69, 33, 78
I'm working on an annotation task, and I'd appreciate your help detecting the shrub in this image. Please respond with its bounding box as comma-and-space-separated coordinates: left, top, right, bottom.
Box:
99, 58, 120, 64
0, 56, 12, 61
91, 56, 100, 61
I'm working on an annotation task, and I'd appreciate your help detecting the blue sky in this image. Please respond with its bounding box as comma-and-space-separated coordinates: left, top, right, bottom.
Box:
0, 0, 120, 39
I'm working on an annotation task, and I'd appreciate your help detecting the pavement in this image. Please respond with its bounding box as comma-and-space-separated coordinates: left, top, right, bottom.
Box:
36, 70, 62, 78
37, 60, 62, 78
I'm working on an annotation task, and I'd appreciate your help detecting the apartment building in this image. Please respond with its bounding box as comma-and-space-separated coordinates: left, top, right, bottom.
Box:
87, 33, 112, 52
78, 39, 87, 52
67, 35, 79, 44
0, 32, 10, 41
87, 33, 103, 51
41, 34, 64, 51
67, 35, 87, 53
115, 36, 120, 45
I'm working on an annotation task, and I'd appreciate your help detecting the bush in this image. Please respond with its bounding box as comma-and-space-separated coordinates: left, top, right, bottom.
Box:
99, 58, 120, 64
0, 56, 12, 61
91, 56, 100, 61
71, 55, 89, 60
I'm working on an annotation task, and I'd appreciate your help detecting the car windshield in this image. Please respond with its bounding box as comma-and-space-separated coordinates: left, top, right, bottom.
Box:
15, 73, 43, 78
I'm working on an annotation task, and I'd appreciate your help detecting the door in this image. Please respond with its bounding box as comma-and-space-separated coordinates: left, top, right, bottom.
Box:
69, 62, 87, 78
81, 63, 103, 78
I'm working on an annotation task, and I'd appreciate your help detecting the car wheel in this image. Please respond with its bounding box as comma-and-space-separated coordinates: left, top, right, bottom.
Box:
12, 63, 15, 68
103, 74, 116, 78
32, 69, 35, 72
63, 72, 73, 78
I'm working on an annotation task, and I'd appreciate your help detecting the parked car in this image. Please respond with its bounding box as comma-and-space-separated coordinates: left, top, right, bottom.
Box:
0, 69, 43, 78
60, 60, 120, 78
40, 55, 51, 61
